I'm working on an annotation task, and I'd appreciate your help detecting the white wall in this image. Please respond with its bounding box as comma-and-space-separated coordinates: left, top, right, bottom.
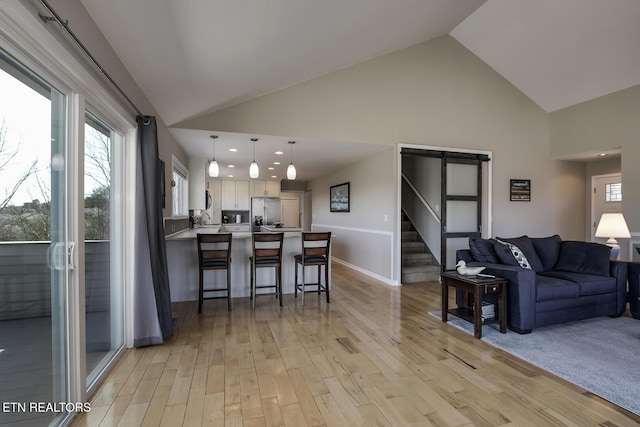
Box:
174, 35, 587, 281
550, 85, 640, 259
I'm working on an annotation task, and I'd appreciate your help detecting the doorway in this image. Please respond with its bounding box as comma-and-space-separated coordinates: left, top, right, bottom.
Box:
399, 145, 492, 281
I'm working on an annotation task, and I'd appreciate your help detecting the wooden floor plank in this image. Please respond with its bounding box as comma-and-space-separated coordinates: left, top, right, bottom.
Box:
70, 263, 640, 427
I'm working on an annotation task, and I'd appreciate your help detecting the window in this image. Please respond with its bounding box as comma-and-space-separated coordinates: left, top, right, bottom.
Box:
172, 156, 188, 216
605, 183, 622, 202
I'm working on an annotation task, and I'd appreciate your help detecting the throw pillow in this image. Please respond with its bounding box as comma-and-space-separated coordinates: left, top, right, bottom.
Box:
468, 237, 499, 263
554, 241, 611, 277
494, 238, 532, 269
531, 234, 562, 271
496, 236, 544, 272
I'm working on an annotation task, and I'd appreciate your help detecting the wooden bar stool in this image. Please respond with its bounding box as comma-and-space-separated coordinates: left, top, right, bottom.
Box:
197, 233, 232, 313
250, 232, 284, 310
294, 232, 331, 305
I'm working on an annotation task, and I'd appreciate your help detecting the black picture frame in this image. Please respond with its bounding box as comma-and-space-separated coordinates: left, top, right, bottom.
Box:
330, 182, 350, 212
510, 179, 531, 202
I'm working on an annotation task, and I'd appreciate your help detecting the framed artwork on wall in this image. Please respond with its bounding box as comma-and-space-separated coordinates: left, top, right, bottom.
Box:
510, 179, 531, 201
330, 182, 350, 212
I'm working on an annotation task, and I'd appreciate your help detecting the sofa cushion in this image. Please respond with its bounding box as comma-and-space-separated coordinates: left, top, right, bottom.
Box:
535, 275, 580, 301
468, 237, 500, 263
531, 235, 562, 271
539, 271, 616, 296
554, 241, 611, 277
494, 236, 544, 272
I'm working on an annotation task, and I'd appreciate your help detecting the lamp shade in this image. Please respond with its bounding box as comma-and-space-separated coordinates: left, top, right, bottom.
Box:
208, 160, 219, 177
287, 163, 296, 180
249, 161, 259, 179
595, 213, 631, 239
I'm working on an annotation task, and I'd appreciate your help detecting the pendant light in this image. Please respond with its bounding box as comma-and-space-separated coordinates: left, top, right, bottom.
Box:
287, 140, 296, 180
249, 138, 259, 178
208, 135, 219, 177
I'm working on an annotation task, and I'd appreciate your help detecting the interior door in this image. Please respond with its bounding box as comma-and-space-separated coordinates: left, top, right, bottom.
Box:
441, 153, 488, 270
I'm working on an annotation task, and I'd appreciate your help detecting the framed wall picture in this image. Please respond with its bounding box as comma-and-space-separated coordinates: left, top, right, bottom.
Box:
510, 179, 531, 201
330, 182, 350, 212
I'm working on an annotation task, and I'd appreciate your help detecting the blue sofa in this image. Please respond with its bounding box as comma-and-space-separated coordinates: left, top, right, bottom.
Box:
628, 262, 640, 319
456, 235, 628, 334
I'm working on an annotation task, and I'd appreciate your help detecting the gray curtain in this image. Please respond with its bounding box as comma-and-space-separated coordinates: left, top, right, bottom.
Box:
133, 116, 173, 346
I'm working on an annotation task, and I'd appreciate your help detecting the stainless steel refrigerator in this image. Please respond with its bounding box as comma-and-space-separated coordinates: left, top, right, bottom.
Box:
251, 197, 281, 229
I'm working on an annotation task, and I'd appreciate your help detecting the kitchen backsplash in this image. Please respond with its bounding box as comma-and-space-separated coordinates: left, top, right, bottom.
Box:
164, 217, 190, 236
222, 210, 250, 223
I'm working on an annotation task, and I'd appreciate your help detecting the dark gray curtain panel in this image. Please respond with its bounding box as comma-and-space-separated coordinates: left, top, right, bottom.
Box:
133, 116, 173, 346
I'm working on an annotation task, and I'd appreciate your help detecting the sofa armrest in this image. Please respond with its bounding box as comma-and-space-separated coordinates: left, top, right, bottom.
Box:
462, 262, 537, 333
610, 260, 628, 314
456, 249, 475, 263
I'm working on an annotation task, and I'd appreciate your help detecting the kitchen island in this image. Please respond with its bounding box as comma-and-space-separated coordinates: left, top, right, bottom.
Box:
166, 226, 316, 303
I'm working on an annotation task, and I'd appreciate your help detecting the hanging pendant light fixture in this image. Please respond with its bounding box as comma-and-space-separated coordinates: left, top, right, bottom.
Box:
208, 135, 219, 177
287, 140, 296, 180
249, 138, 259, 178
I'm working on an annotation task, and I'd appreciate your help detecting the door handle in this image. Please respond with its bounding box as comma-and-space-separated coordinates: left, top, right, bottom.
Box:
47, 242, 65, 271
46, 241, 75, 271
68, 241, 76, 270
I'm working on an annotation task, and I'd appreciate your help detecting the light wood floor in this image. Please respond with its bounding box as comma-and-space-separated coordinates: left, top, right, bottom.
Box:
71, 263, 640, 427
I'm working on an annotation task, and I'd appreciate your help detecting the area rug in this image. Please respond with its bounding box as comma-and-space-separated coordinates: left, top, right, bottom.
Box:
429, 312, 640, 415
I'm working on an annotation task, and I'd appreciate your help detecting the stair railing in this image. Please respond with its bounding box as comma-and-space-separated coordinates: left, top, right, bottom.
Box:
401, 173, 442, 263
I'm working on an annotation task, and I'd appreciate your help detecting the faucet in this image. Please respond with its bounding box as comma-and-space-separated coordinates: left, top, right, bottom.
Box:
199, 211, 211, 226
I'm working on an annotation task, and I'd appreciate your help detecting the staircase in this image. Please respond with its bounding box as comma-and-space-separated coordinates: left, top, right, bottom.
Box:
401, 216, 441, 283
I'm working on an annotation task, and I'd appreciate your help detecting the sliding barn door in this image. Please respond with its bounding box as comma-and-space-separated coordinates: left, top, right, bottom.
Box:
401, 148, 489, 271
441, 152, 489, 270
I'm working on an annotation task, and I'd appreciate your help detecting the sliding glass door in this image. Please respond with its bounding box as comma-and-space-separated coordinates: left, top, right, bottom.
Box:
0, 48, 126, 426
0, 51, 69, 426
84, 113, 124, 388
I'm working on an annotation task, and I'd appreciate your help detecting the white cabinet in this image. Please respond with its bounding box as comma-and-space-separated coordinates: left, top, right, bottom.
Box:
207, 179, 222, 210
206, 179, 222, 223
222, 180, 250, 210
250, 180, 280, 197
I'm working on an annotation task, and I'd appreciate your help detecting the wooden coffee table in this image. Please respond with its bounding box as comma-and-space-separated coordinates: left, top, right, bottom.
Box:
441, 271, 508, 339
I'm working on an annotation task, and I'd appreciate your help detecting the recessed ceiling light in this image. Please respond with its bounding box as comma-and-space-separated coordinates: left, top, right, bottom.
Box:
268, 167, 274, 170
275, 151, 284, 155
271, 175, 277, 178
227, 174, 234, 178
229, 148, 238, 152
273, 161, 280, 165
598, 153, 608, 157
228, 165, 235, 168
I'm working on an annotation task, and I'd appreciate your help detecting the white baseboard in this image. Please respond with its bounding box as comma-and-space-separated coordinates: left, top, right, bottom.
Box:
331, 257, 399, 287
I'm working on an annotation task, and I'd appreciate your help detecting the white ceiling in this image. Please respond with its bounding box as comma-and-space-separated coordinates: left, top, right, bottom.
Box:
81, 0, 640, 175
169, 129, 389, 181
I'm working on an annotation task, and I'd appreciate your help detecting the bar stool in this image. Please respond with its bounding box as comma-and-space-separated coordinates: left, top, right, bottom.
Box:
294, 232, 331, 305
197, 233, 232, 313
250, 232, 284, 310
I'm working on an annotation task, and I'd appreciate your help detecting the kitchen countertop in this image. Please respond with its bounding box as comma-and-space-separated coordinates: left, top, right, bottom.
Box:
260, 226, 302, 232
166, 225, 302, 240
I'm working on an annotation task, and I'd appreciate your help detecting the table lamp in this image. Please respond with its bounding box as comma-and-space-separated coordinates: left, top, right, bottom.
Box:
594, 213, 631, 259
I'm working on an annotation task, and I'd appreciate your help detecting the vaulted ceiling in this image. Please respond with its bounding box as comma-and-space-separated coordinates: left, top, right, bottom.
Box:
80, 0, 640, 178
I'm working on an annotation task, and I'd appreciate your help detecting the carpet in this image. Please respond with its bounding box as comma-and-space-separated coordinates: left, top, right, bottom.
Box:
429, 312, 640, 415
